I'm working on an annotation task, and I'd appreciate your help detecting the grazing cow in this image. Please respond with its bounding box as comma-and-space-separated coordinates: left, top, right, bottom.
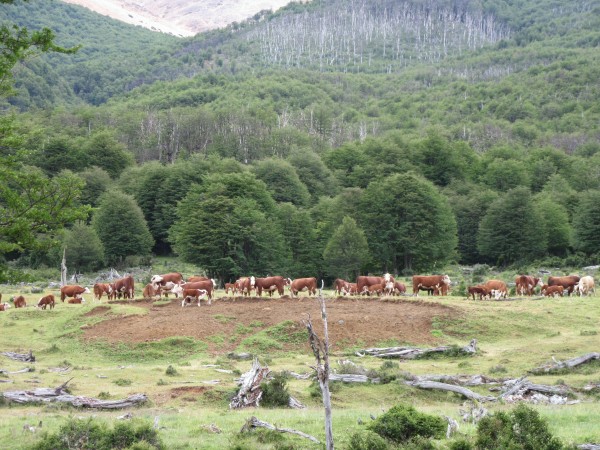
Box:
0, 303, 11, 311
341, 283, 358, 296
548, 275, 580, 296
173, 280, 214, 301
142, 283, 160, 299
542, 285, 564, 297
412, 275, 451, 296
158, 281, 182, 298
236, 277, 255, 296
93, 283, 112, 301
110, 276, 135, 300
151, 273, 183, 290
60, 285, 90, 302
13, 295, 26, 308
254, 276, 287, 297
367, 283, 384, 296
467, 285, 490, 300
68, 297, 85, 304
333, 278, 351, 296
290, 277, 317, 297
357, 273, 394, 295
482, 280, 508, 299
576, 276, 595, 297
515, 275, 543, 296
181, 289, 209, 306
393, 281, 407, 295
224, 283, 236, 295
37, 295, 55, 310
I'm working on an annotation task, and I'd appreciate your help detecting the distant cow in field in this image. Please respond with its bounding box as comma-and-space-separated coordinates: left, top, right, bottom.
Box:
482, 280, 508, 299
158, 281, 182, 298
548, 275, 580, 296
142, 283, 160, 299
13, 295, 26, 308
289, 277, 317, 297
467, 285, 490, 300
576, 276, 595, 297
37, 295, 55, 310
412, 275, 451, 296
60, 285, 90, 302
542, 285, 564, 297
151, 273, 183, 291
181, 289, 209, 307
367, 283, 384, 296
515, 275, 542, 296
357, 273, 394, 295
224, 283, 236, 295
341, 283, 359, 296
254, 276, 288, 297
68, 297, 85, 304
0, 303, 11, 311
173, 280, 214, 302
333, 278, 351, 296
93, 283, 112, 301
110, 276, 135, 300
393, 281, 407, 295
236, 277, 255, 296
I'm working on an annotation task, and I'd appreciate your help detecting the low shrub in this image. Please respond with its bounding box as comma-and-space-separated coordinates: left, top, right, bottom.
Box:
260, 372, 290, 407
165, 365, 178, 376
367, 404, 446, 444
347, 430, 389, 450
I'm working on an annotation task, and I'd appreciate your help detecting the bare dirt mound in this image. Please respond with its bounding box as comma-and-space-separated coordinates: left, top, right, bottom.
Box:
83, 297, 459, 352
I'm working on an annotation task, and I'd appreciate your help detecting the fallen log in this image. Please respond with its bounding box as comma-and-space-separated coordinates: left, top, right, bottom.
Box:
409, 374, 504, 386
0, 367, 33, 375
241, 416, 320, 444
407, 380, 496, 402
358, 339, 477, 359
329, 374, 379, 383
578, 444, 600, 450
2, 378, 147, 409
530, 353, 600, 374
1, 351, 35, 362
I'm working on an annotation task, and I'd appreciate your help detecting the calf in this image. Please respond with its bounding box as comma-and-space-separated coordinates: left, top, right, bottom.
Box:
68, 297, 85, 304
467, 285, 490, 300
181, 289, 209, 307
224, 283, 236, 295
37, 295, 55, 310
142, 283, 159, 299
13, 295, 26, 308
341, 283, 358, 296
367, 283, 384, 296
0, 303, 11, 311
542, 285, 564, 297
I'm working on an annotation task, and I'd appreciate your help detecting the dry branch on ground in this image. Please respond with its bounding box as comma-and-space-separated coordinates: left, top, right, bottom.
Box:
530, 353, 600, 374
357, 339, 477, 359
241, 416, 320, 444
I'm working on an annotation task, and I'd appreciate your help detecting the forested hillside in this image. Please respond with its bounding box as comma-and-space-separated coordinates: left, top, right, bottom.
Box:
1, 0, 600, 282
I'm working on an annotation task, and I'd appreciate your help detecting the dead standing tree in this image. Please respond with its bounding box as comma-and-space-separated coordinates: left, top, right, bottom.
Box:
304, 282, 334, 450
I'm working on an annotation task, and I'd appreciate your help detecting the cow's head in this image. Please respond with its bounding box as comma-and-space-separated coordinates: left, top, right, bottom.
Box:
383, 273, 393, 283
250, 276, 255, 286
150, 275, 163, 288
83, 287, 91, 294
442, 275, 451, 285
172, 284, 183, 296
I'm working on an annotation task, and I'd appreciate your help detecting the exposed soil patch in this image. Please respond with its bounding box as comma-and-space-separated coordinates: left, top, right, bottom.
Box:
84, 306, 111, 317
83, 296, 459, 352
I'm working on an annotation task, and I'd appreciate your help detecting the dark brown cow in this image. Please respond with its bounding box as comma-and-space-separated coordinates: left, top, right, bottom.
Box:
548, 275, 580, 295
68, 297, 85, 304
333, 278, 350, 296
13, 295, 26, 308
60, 285, 90, 302
151, 272, 183, 290
255, 276, 287, 297
467, 285, 490, 300
173, 280, 214, 301
290, 277, 317, 297
37, 294, 55, 310
110, 276, 135, 300
357, 273, 394, 295
93, 283, 112, 301
515, 275, 542, 296
542, 285, 564, 297
236, 277, 255, 296
412, 275, 451, 296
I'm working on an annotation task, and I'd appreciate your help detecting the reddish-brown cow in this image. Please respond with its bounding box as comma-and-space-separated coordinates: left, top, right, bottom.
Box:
151, 273, 183, 290
173, 280, 214, 301
93, 283, 112, 301
0, 303, 10, 311
333, 278, 350, 296
110, 276, 135, 300
393, 281, 407, 295
357, 273, 394, 295
224, 283, 236, 295
542, 285, 564, 297
236, 277, 255, 296
68, 297, 85, 304
482, 280, 508, 298
515, 275, 542, 296
548, 275, 580, 295
412, 275, 451, 296
37, 294, 55, 309
290, 277, 317, 297
13, 295, 26, 308
254, 276, 287, 297
142, 283, 159, 299
60, 285, 90, 302
467, 285, 490, 300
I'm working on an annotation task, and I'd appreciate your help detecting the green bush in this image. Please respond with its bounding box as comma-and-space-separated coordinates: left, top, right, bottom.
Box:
165, 365, 178, 376
475, 404, 564, 450
31, 418, 164, 450
347, 430, 389, 450
367, 404, 446, 444
260, 372, 290, 407
448, 438, 474, 450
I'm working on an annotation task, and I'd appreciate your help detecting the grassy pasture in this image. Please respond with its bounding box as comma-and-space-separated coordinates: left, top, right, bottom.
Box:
0, 283, 599, 449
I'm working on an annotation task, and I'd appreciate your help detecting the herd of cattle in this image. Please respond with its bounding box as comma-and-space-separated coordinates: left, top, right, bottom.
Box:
0, 272, 596, 311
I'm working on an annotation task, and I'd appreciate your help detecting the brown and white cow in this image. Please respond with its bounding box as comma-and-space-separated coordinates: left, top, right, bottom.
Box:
576, 276, 595, 297
68, 297, 85, 304
173, 280, 214, 301
0, 303, 11, 311
37, 294, 55, 310
236, 277, 255, 296
93, 283, 112, 301
392, 281, 407, 295
467, 285, 490, 300
515, 275, 543, 296
110, 276, 135, 300
357, 273, 394, 295
151, 272, 183, 291
366, 283, 384, 296
289, 277, 317, 297
341, 283, 359, 296
542, 285, 564, 297
142, 283, 160, 299
482, 280, 508, 299
181, 289, 209, 306
60, 285, 90, 302
254, 276, 287, 297
412, 275, 451, 296
13, 295, 26, 308
333, 278, 351, 296
224, 283, 236, 295
548, 275, 580, 296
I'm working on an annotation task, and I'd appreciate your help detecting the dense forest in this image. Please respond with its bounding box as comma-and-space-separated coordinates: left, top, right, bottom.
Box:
1, 0, 600, 283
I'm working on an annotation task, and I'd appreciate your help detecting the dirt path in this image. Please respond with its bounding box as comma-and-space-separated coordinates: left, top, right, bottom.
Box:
83, 296, 459, 352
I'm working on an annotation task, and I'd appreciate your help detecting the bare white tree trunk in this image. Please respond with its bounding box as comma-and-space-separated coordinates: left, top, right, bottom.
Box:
60, 248, 67, 287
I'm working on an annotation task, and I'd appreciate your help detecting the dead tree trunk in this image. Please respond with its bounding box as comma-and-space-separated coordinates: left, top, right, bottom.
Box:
241, 416, 320, 444
530, 353, 600, 374
304, 282, 334, 450
61, 248, 67, 287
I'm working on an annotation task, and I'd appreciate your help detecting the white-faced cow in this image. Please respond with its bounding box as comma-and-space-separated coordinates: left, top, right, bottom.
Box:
93, 283, 112, 301
151, 273, 183, 291
254, 276, 287, 297
110, 276, 135, 300
173, 280, 214, 302
289, 277, 317, 297
37, 294, 55, 310
357, 273, 394, 295
60, 285, 90, 302
482, 280, 508, 299
412, 275, 451, 296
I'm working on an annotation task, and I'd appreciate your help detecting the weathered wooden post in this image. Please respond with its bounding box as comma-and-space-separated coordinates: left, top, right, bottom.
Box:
60, 247, 67, 286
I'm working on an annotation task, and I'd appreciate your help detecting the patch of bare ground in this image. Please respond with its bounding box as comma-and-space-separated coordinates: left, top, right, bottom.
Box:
83, 296, 459, 352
